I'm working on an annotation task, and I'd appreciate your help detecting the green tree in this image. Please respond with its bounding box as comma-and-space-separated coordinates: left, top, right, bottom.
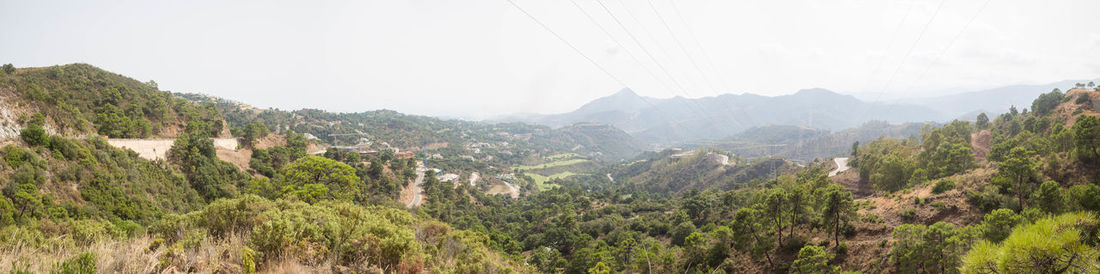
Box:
976, 113, 989, 128
1067, 184, 1100, 212
980, 209, 1022, 242
1030, 89, 1065, 115
998, 147, 1038, 207
821, 185, 854, 247
925, 142, 975, 179
791, 245, 835, 274
1, 63, 14, 74
1074, 115, 1100, 163
891, 222, 971, 273
763, 188, 788, 246
961, 212, 1100, 273
730, 208, 775, 268
787, 187, 810, 239
1031, 181, 1065, 214
279, 155, 362, 202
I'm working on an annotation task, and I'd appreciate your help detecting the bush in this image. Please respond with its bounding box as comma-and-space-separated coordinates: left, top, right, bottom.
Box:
931, 180, 955, 194
69, 219, 113, 245
19, 124, 48, 147
242, 247, 258, 274
900, 209, 917, 222
1077, 93, 1091, 104
52, 252, 96, 274
791, 245, 835, 273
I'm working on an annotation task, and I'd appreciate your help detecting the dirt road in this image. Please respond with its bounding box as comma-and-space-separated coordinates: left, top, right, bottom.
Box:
107, 138, 238, 161
469, 172, 479, 187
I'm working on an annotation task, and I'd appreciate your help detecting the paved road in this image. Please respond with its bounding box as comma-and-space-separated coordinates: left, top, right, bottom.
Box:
407, 162, 426, 208
829, 157, 850, 177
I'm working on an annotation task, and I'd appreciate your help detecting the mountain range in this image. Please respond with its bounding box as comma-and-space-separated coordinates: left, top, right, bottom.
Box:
500, 79, 1097, 145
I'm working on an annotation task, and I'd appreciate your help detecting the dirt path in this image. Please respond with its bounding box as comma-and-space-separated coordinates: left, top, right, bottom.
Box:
406, 162, 426, 208
106, 138, 237, 161
829, 157, 850, 177
469, 172, 479, 187
503, 181, 519, 198
971, 130, 991, 164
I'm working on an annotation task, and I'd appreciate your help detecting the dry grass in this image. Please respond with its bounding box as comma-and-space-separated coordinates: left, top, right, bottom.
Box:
0, 233, 261, 273
1, 236, 161, 273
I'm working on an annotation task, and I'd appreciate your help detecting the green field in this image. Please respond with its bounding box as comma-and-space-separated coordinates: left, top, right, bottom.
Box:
515, 159, 589, 171
525, 171, 579, 191
544, 153, 581, 161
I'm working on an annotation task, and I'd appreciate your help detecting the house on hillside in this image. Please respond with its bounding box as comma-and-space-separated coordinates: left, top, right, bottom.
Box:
395, 151, 414, 159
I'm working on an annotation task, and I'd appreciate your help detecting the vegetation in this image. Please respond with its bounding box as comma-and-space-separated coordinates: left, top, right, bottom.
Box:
4, 63, 1100, 273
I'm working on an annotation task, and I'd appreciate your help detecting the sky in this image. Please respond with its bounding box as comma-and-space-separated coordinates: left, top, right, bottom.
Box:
2, 0, 1099, 119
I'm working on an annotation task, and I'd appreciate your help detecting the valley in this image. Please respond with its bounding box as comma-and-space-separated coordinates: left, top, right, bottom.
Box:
2, 63, 1099, 273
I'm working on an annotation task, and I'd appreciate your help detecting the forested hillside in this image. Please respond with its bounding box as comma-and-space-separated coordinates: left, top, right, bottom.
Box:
0, 64, 224, 139
4, 62, 1100, 273
0, 64, 529, 272
179, 94, 646, 164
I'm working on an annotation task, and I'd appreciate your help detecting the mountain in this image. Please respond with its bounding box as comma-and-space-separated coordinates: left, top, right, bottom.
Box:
901, 79, 1100, 118
505, 88, 945, 145
608, 148, 797, 193
694, 121, 926, 162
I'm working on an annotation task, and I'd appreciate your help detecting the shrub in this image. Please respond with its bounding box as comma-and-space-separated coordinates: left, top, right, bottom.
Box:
931, 180, 955, 194
69, 219, 113, 245
791, 245, 835, 273
52, 252, 96, 274
900, 209, 917, 222
1077, 93, 1091, 104
835, 242, 848, 256
242, 247, 258, 274
19, 127, 48, 148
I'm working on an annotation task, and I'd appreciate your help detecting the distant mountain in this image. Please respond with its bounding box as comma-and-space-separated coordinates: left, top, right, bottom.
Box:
901, 79, 1100, 118
502, 88, 945, 145
689, 121, 926, 162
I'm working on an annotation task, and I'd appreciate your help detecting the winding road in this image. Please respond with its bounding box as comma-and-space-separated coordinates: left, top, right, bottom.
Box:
828, 157, 850, 177
407, 161, 426, 208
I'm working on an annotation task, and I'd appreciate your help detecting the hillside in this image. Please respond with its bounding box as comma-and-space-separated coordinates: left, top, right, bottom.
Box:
0, 64, 532, 272
181, 95, 647, 164
700, 121, 926, 162
902, 78, 1100, 118
608, 148, 799, 193
5, 61, 1100, 273
0, 64, 225, 140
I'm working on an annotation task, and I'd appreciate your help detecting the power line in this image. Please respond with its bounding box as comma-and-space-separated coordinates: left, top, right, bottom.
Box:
594, 0, 692, 96
668, 0, 733, 93
592, 0, 716, 124
505, 0, 630, 88
875, 0, 949, 100
567, 0, 675, 94
646, 0, 720, 95
901, 0, 993, 94
505, 0, 696, 137
653, 0, 753, 133
856, 1, 917, 95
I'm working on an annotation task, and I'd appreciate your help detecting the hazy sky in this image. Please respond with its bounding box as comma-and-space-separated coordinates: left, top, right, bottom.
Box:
2, 0, 1099, 118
